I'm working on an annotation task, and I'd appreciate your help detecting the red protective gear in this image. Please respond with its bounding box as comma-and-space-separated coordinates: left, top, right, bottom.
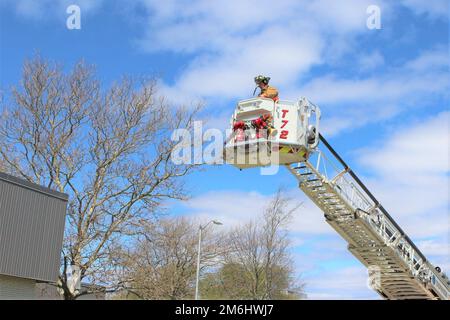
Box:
252, 118, 268, 129
233, 121, 245, 130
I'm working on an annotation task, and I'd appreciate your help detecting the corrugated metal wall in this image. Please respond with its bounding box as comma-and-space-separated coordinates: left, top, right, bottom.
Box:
0, 172, 68, 283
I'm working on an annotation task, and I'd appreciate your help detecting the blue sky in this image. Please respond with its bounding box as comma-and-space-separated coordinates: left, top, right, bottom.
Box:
1, 0, 449, 299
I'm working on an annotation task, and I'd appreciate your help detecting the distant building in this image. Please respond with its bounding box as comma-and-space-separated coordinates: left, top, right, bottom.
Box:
0, 172, 68, 299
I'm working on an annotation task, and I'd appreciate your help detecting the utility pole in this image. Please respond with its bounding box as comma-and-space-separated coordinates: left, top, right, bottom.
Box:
195, 220, 223, 300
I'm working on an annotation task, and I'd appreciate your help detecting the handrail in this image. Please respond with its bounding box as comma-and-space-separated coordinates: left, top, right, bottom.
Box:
318, 134, 428, 262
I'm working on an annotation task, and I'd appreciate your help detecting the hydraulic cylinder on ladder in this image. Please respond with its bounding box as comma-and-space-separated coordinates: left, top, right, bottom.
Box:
224, 97, 450, 300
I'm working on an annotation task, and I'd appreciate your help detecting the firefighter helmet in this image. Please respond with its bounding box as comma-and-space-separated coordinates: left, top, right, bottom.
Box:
254, 75, 270, 85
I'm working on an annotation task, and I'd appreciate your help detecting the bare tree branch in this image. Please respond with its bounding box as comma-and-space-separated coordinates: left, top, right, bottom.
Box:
0, 56, 202, 299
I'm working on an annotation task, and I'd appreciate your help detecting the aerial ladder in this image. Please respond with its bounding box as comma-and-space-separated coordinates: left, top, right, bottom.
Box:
224, 97, 450, 300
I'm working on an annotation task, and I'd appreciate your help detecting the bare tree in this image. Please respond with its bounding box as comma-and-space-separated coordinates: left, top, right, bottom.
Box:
261, 190, 300, 299
112, 216, 223, 299
0, 56, 202, 299
202, 190, 305, 300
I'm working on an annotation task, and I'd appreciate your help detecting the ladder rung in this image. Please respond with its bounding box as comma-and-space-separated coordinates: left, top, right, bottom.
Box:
307, 182, 322, 187
287, 156, 448, 300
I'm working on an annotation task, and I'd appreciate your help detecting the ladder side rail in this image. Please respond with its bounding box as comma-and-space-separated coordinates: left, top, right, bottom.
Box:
289, 162, 445, 299
299, 135, 449, 299
333, 167, 449, 299
318, 134, 429, 263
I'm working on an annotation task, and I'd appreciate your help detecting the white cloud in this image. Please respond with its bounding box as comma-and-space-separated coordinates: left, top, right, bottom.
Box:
181, 187, 335, 235
399, 0, 449, 19
297, 48, 449, 105
134, 0, 447, 119
182, 189, 269, 228
357, 51, 385, 71
157, 48, 449, 139
289, 47, 450, 136
1, 0, 104, 19
416, 239, 450, 258
293, 111, 448, 297
138, 0, 383, 52
151, 25, 325, 100
135, 0, 389, 102
289, 234, 383, 299
177, 111, 450, 297
307, 0, 384, 34
304, 266, 381, 299
320, 117, 356, 137
319, 103, 402, 137
180, 108, 450, 295
359, 111, 449, 177
4, 0, 447, 299
405, 47, 450, 72
181, 188, 384, 298
354, 112, 449, 270
7, 0, 446, 142
416, 238, 450, 278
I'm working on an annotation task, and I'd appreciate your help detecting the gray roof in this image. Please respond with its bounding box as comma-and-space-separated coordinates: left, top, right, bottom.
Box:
0, 172, 68, 282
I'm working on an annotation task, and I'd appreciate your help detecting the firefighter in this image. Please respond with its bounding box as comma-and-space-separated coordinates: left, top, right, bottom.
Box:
254, 75, 279, 102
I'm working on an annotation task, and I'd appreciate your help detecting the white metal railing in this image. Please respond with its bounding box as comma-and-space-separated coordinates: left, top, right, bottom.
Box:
290, 143, 449, 300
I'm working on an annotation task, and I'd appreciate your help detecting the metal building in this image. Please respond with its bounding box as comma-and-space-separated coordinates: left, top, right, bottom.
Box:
0, 172, 68, 299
